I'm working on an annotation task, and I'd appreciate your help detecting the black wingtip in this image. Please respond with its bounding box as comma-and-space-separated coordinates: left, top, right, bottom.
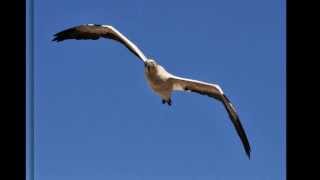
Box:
240, 118, 251, 160
52, 32, 63, 42
221, 94, 252, 159
246, 147, 251, 159
51, 26, 78, 42
52, 36, 59, 42
52, 30, 69, 42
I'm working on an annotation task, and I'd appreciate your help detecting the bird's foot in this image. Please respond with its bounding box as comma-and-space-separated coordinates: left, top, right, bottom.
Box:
162, 99, 172, 106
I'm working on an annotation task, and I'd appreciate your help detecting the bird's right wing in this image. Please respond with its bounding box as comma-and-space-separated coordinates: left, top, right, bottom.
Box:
52, 24, 148, 62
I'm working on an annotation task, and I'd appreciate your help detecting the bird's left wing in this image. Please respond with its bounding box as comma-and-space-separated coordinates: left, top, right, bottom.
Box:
168, 75, 251, 158
52, 24, 148, 62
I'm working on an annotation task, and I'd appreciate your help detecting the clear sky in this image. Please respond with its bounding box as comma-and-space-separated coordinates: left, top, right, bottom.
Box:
31, 0, 286, 179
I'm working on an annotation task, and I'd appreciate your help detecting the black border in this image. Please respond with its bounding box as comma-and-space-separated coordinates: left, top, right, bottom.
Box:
287, 0, 317, 178
4, 0, 26, 179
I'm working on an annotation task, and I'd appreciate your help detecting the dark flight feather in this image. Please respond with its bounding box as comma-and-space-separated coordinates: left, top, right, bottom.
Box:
171, 77, 251, 158
52, 24, 145, 61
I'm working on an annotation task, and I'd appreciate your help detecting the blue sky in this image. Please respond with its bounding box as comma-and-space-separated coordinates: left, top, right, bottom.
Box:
30, 0, 286, 179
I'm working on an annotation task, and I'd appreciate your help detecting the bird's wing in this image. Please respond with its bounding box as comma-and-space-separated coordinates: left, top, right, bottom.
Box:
52, 24, 148, 62
168, 75, 251, 158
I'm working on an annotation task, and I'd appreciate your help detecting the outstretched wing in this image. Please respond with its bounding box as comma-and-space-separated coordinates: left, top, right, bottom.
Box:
52, 24, 148, 62
168, 76, 251, 158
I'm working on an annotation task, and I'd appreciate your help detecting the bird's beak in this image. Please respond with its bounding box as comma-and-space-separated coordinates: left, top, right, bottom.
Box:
144, 63, 151, 72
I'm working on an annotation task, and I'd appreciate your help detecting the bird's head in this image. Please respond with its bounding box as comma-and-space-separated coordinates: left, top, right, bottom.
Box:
144, 59, 158, 73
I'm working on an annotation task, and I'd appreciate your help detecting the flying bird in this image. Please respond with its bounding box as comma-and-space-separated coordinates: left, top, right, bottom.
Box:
52, 24, 251, 158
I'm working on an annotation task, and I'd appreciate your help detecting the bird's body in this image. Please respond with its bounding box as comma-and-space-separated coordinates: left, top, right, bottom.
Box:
53, 24, 252, 158
144, 61, 173, 104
